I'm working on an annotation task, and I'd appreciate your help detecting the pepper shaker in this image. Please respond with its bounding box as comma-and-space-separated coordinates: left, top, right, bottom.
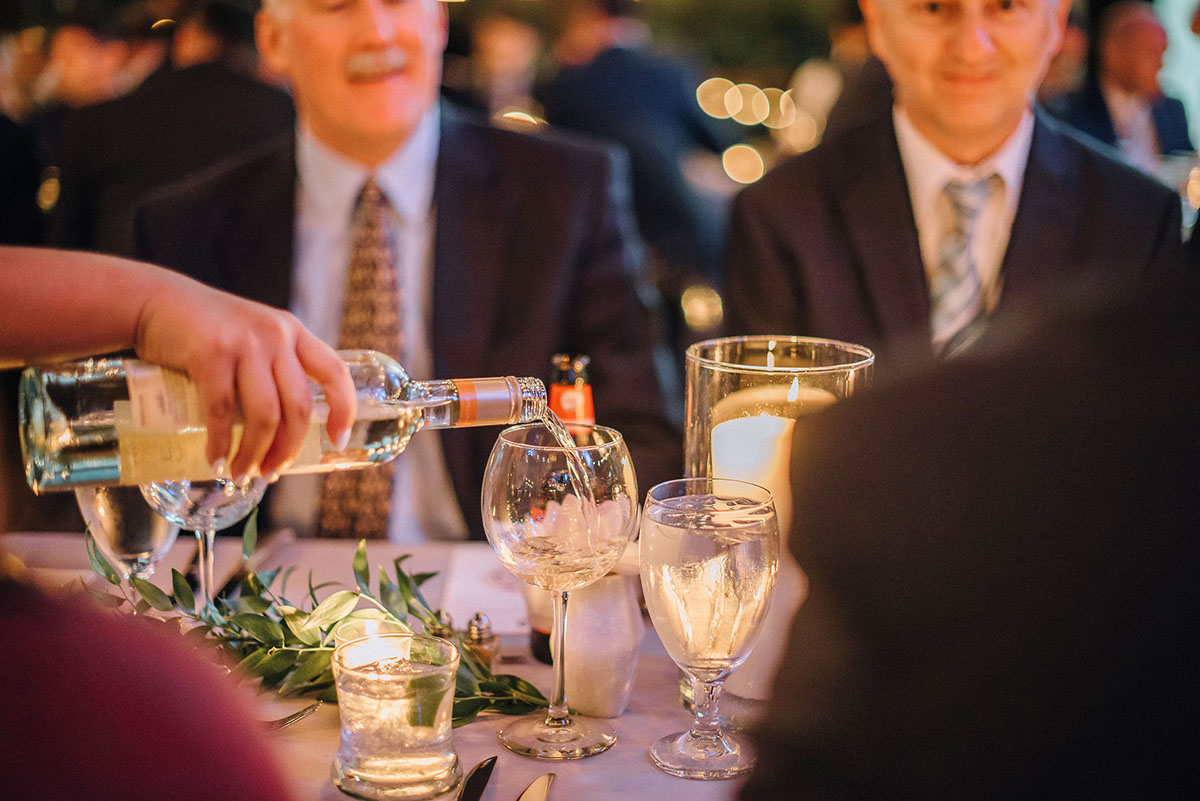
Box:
464, 612, 500, 671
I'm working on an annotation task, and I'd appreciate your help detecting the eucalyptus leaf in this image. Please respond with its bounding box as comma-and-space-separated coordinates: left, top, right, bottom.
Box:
84, 582, 126, 608
279, 649, 333, 693
241, 507, 259, 559
451, 697, 488, 727
171, 569, 195, 612
352, 540, 370, 593
230, 613, 285, 646
84, 531, 121, 586
279, 605, 321, 646
256, 648, 299, 680
306, 590, 360, 631
377, 572, 408, 622
130, 577, 174, 611
237, 647, 269, 675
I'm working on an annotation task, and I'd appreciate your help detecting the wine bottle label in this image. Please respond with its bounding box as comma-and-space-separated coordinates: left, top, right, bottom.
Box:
114, 401, 225, 483
115, 362, 215, 483
124, 361, 207, 431
451, 377, 521, 426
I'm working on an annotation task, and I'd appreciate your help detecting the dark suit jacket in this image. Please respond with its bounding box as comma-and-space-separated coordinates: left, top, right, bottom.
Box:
742, 277, 1200, 801
134, 105, 681, 538
50, 62, 294, 256
723, 108, 1184, 370
1047, 81, 1194, 156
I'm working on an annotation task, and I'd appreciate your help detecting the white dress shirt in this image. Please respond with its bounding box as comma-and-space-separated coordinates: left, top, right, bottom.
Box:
893, 107, 1034, 314
269, 108, 471, 544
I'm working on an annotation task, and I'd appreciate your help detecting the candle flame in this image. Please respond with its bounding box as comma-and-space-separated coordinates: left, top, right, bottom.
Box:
787, 378, 800, 404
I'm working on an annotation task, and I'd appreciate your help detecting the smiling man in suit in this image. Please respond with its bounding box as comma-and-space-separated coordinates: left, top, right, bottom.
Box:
723, 0, 1184, 367
133, 0, 679, 543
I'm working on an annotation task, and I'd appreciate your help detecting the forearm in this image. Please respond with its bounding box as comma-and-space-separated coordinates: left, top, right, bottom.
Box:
0, 246, 184, 367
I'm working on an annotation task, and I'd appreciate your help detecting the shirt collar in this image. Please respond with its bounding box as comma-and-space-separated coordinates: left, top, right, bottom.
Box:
893, 105, 1034, 221
296, 106, 441, 229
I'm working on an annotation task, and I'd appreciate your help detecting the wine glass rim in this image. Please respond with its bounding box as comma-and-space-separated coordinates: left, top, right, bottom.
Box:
497, 422, 626, 452
645, 477, 776, 513
685, 335, 875, 374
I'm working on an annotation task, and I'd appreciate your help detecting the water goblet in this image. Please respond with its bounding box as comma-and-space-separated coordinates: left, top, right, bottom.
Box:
74, 485, 181, 596
480, 423, 638, 759
140, 477, 267, 611
639, 477, 779, 779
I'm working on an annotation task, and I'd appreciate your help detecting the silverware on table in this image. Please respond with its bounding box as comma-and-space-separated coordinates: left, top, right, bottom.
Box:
266, 700, 322, 731
456, 755, 498, 801
514, 772, 554, 801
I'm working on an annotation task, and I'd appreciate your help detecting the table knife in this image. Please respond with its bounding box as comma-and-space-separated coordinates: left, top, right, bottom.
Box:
456, 755, 497, 801
514, 772, 554, 801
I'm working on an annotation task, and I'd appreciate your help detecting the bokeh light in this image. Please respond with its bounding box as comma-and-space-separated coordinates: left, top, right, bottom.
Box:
722, 144, 765, 184
725, 83, 768, 125
697, 77, 735, 119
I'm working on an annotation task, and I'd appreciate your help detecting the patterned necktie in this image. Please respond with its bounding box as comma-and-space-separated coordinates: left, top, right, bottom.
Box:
931, 175, 995, 358
318, 179, 400, 539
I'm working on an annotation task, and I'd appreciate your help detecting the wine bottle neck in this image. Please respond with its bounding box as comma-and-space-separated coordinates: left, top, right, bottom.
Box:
413, 376, 546, 429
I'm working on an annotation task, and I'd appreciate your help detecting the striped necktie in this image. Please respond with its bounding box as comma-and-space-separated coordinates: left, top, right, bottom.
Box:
931, 175, 995, 358
318, 179, 400, 539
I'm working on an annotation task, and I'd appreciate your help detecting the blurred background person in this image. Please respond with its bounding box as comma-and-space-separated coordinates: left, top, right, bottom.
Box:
1047, 1, 1193, 173
537, 0, 740, 364
22, 11, 132, 171
441, 4, 544, 119
48, 0, 294, 255
1036, 10, 1089, 104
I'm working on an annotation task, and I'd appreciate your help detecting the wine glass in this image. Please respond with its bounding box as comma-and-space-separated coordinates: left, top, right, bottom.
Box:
639, 477, 779, 779
140, 478, 267, 611
481, 422, 638, 759
75, 486, 181, 596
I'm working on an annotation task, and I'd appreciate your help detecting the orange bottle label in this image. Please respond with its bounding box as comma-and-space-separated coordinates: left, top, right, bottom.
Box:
549, 384, 594, 425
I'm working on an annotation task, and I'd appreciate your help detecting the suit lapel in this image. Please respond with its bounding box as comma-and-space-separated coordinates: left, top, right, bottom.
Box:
431, 107, 511, 380
1000, 114, 1080, 302
833, 118, 931, 343
223, 136, 296, 310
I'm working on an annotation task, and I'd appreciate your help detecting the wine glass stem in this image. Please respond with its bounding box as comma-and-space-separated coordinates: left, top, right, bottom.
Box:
544, 589, 571, 727
689, 675, 724, 741
195, 528, 216, 611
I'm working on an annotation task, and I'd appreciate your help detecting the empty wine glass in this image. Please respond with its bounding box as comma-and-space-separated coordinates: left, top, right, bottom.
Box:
639, 477, 779, 779
140, 477, 267, 611
75, 486, 181, 595
481, 422, 638, 759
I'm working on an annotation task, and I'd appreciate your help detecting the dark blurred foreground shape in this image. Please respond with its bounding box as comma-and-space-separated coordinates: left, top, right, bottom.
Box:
0, 573, 299, 800
743, 274, 1200, 801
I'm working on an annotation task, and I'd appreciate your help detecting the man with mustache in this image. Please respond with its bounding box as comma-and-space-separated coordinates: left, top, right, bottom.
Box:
133, 0, 680, 543
723, 0, 1184, 369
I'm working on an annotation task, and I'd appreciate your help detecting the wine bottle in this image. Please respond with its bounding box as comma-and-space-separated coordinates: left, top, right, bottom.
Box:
549, 353, 594, 428
20, 350, 546, 492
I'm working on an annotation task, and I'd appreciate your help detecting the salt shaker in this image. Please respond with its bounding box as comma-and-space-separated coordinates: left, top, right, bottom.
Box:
561, 572, 644, 718
464, 612, 500, 671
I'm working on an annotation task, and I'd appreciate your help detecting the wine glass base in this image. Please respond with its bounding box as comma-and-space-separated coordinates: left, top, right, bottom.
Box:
647, 728, 755, 780
497, 713, 617, 760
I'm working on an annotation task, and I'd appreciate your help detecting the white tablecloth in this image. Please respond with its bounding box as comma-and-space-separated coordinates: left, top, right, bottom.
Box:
1, 532, 745, 801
